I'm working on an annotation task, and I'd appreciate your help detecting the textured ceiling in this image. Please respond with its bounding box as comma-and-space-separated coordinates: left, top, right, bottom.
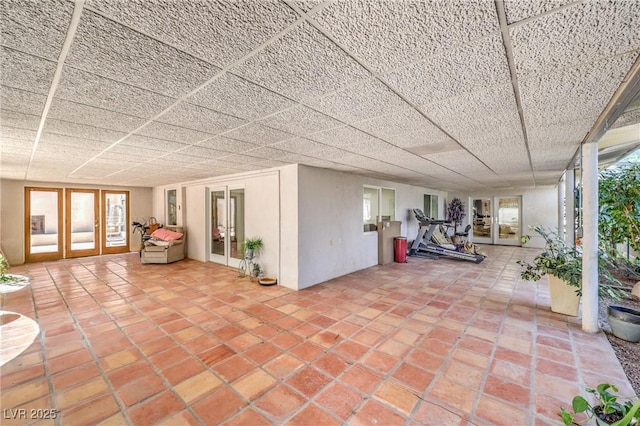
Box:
1, 0, 639, 190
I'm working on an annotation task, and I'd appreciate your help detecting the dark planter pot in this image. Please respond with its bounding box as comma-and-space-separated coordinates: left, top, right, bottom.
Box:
607, 305, 640, 343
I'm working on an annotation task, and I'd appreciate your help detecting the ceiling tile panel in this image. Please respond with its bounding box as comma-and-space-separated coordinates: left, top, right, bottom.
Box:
245, 146, 289, 160
0, 138, 33, 153
33, 147, 101, 164
0, 0, 73, 60
121, 135, 189, 152
315, 0, 498, 72
308, 125, 380, 148
422, 84, 521, 138
510, 1, 640, 78
292, 1, 324, 14
223, 123, 294, 145
66, 10, 221, 97
259, 106, 343, 136
527, 121, 592, 153
233, 22, 371, 101
519, 53, 638, 128
352, 108, 432, 139
107, 143, 161, 160
503, 0, 573, 24
340, 138, 392, 155
309, 79, 408, 124
56, 66, 176, 118
0, 47, 57, 94
385, 34, 511, 107
188, 73, 296, 120
157, 102, 246, 135
531, 144, 577, 171
135, 121, 212, 144
38, 133, 113, 151
310, 146, 352, 161
42, 119, 127, 143
1, 86, 47, 115
386, 128, 458, 150
197, 137, 259, 154
1, 126, 37, 142
0, 110, 40, 130
175, 145, 232, 159
141, 153, 203, 166
218, 153, 264, 164
425, 151, 495, 176
270, 137, 330, 154
48, 98, 147, 133
85, 0, 299, 68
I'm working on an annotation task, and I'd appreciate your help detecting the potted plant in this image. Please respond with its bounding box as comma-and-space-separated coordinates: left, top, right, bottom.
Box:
560, 383, 640, 425
518, 226, 622, 316
0, 253, 30, 293
242, 237, 263, 260
447, 197, 466, 234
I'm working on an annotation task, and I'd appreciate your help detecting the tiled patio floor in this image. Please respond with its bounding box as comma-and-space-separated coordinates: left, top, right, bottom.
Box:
0, 245, 633, 425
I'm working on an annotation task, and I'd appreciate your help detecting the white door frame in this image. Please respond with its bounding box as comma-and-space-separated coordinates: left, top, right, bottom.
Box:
469, 196, 522, 246
208, 185, 244, 268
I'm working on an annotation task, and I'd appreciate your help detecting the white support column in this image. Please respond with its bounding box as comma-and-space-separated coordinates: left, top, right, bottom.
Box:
582, 142, 599, 333
558, 174, 566, 241
565, 169, 575, 247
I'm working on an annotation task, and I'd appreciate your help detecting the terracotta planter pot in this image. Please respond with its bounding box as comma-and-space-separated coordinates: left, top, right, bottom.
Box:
548, 275, 581, 317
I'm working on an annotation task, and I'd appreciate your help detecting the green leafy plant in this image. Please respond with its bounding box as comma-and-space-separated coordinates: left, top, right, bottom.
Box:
560, 383, 640, 425
243, 237, 263, 251
517, 225, 623, 299
599, 164, 640, 254
0, 253, 29, 285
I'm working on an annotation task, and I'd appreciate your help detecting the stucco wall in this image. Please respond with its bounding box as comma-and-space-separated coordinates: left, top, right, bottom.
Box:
181, 169, 281, 285
297, 165, 447, 289
0, 178, 153, 265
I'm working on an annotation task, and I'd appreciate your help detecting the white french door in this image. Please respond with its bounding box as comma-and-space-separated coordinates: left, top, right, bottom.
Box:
209, 186, 245, 267
470, 196, 522, 246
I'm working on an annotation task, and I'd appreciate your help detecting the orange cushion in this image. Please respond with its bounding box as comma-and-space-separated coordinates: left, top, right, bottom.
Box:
151, 228, 183, 242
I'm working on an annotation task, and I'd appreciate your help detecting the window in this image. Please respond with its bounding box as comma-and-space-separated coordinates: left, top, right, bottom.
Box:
363, 186, 395, 232
424, 194, 439, 219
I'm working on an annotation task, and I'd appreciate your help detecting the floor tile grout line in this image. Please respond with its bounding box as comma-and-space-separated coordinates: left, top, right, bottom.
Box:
103, 256, 345, 425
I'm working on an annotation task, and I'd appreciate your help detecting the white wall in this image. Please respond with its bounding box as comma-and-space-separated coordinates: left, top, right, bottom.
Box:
179, 169, 281, 283
296, 165, 447, 289
448, 186, 558, 249
279, 165, 299, 290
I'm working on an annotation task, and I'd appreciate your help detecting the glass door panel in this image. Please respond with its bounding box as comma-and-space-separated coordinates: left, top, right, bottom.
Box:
211, 190, 226, 260
102, 190, 130, 254
229, 188, 244, 263
166, 189, 177, 226
25, 187, 63, 262
210, 187, 244, 267
471, 198, 492, 244
496, 197, 521, 246
66, 189, 100, 258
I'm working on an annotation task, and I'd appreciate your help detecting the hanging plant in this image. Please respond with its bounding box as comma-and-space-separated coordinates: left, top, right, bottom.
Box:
447, 198, 466, 234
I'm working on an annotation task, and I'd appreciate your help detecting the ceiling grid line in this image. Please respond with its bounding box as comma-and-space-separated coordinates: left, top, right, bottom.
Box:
25, 0, 85, 180
494, 0, 537, 187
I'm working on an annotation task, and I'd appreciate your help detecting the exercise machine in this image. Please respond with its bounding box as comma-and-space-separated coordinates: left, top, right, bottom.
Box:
408, 209, 485, 264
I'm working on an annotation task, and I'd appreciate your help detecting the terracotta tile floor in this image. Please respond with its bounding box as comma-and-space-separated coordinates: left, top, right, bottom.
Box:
0, 245, 633, 425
